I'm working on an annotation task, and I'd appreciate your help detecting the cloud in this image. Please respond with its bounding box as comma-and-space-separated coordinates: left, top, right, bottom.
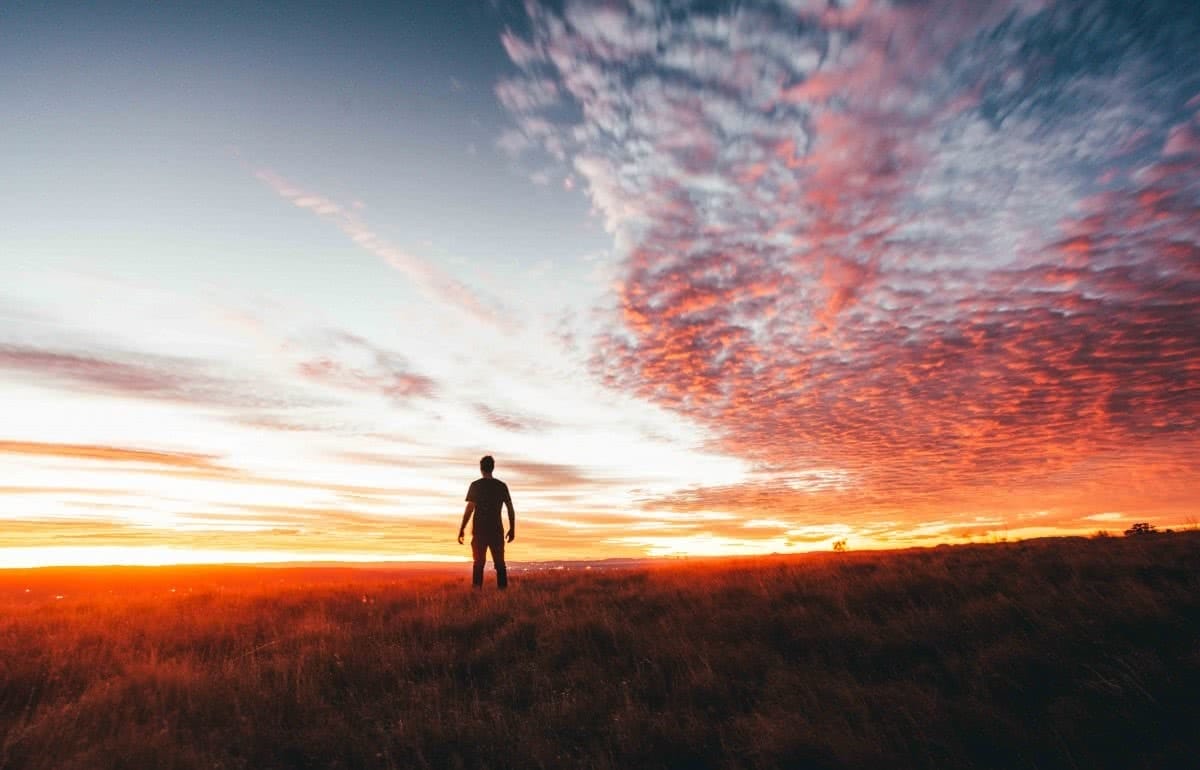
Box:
292, 329, 436, 404
495, 76, 560, 112
256, 170, 511, 328
333, 452, 624, 495
0, 507, 453, 553
499, 0, 1200, 534
474, 403, 553, 432
0, 486, 125, 496
0, 440, 224, 469
0, 293, 453, 449
0, 436, 452, 502
0, 342, 303, 410
500, 459, 598, 490
0, 518, 164, 549
469, 457, 650, 494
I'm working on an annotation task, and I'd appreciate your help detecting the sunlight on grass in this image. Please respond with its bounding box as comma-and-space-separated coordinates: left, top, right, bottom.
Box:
1, 534, 1198, 769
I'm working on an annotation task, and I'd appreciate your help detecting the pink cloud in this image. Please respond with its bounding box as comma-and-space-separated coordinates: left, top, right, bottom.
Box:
497, 0, 1200, 537
0, 342, 304, 410
292, 330, 435, 404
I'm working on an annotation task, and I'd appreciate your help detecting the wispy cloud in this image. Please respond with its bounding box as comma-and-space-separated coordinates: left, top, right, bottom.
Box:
0, 342, 303, 410
292, 329, 436, 404
474, 403, 553, 433
256, 170, 511, 328
0, 440, 223, 470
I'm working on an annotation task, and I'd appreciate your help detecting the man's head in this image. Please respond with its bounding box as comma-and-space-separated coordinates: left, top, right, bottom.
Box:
480, 455, 495, 475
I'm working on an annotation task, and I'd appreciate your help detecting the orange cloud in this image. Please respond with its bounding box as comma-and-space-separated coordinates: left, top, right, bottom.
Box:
0, 441, 222, 469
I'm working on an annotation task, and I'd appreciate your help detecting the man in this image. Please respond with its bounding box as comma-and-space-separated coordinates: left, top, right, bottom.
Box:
458, 455, 515, 589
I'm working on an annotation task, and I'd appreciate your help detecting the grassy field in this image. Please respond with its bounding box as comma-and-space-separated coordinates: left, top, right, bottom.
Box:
2, 534, 1198, 770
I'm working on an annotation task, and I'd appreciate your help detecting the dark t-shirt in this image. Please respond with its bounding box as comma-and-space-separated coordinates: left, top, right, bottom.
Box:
466, 477, 511, 536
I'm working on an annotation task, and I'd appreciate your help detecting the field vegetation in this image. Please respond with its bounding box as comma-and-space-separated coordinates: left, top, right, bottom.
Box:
2, 534, 1199, 769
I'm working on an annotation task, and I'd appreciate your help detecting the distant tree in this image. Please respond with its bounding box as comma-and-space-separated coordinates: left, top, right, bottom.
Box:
1124, 522, 1158, 537
1092, 530, 1112, 539
832, 539, 847, 553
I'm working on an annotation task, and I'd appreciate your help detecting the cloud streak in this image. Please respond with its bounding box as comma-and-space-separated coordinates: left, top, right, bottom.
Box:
0, 342, 304, 411
256, 170, 510, 328
0, 440, 223, 470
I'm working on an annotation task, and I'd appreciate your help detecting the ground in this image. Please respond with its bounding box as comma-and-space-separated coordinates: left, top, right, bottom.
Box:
2, 534, 1198, 769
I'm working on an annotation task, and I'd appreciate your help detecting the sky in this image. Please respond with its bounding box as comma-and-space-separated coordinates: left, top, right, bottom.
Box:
2, 0, 1198, 567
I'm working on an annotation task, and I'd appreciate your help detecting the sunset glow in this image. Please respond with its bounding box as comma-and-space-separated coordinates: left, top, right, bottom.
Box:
3, 1, 1198, 567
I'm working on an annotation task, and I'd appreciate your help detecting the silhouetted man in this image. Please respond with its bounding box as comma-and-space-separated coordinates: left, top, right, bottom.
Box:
458, 455, 515, 589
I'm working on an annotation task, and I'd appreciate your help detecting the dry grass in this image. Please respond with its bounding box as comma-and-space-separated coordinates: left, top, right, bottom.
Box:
2, 534, 1198, 769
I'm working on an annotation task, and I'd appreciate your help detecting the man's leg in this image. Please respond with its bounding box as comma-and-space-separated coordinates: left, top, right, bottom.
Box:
471, 537, 486, 588
491, 538, 507, 589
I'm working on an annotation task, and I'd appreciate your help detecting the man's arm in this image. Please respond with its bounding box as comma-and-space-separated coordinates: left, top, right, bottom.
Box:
458, 501, 474, 544
505, 488, 516, 543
